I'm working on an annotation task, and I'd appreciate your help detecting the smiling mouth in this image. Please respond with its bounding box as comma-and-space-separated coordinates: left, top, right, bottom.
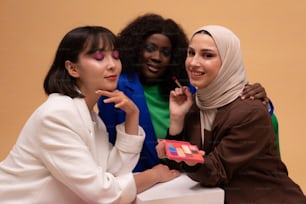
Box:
146, 64, 160, 73
190, 71, 204, 76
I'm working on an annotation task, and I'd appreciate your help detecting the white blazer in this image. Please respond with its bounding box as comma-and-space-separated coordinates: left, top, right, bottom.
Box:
0, 93, 145, 204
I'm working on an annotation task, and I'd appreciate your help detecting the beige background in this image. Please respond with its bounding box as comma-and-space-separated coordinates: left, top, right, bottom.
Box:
1, 0, 305, 192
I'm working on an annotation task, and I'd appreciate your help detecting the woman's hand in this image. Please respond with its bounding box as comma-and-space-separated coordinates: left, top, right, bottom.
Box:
156, 140, 167, 159
134, 164, 180, 193
151, 164, 180, 183
97, 89, 138, 114
240, 83, 269, 105
96, 89, 139, 135
169, 86, 193, 135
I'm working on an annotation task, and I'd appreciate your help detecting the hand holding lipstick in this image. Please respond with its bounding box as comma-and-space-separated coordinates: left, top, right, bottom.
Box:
168, 85, 193, 135
172, 76, 183, 88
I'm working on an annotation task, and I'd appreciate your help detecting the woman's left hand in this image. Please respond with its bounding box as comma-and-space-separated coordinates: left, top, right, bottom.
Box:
240, 83, 269, 105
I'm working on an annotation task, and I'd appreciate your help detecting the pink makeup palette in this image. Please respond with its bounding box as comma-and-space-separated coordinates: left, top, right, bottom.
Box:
162, 139, 204, 164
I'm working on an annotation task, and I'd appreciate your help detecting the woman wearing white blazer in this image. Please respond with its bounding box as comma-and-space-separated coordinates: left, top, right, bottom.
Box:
0, 26, 179, 204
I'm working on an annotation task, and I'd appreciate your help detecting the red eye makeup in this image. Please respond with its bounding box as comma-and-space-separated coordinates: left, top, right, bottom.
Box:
160, 139, 204, 164
112, 50, 119, 59
91, 50, 119, 60
92, 52, 104, 60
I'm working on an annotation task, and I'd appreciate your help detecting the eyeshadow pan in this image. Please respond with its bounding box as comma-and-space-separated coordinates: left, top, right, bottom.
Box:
161, 139, 204, 164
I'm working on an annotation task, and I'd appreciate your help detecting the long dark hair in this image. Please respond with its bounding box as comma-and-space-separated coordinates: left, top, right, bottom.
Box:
43, 26, 117, 98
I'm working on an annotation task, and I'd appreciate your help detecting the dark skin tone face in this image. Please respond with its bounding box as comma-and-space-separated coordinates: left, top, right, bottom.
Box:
138, 33, 172, 85
136, 34, 269, 102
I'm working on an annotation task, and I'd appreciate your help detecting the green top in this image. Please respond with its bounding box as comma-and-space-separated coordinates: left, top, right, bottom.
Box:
271, 113, 280, 155
143, 85, 169, 139
144, 84, 281, 155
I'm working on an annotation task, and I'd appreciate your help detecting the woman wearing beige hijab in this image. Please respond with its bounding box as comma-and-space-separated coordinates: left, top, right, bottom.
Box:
157, 25, 305, 203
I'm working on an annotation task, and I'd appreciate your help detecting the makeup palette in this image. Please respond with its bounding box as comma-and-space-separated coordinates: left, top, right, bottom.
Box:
162, 139, 204, 164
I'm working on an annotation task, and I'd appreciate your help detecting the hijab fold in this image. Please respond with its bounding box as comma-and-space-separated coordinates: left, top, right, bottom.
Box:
192, 25, 248, 145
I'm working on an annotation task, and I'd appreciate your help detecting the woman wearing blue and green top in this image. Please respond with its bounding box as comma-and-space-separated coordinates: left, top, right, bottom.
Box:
97, 13, 277, 172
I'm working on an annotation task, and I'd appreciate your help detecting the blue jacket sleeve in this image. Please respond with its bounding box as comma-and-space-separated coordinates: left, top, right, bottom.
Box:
97, 96, 125, 144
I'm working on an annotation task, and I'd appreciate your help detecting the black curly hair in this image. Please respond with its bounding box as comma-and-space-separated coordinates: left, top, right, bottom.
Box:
117, 13, 189, 99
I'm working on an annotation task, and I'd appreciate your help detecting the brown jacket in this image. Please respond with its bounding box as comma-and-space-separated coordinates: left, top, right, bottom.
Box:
167, 97, 305, 203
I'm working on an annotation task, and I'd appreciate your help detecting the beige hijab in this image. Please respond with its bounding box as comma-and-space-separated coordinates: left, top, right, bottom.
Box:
192, 25, 248, 145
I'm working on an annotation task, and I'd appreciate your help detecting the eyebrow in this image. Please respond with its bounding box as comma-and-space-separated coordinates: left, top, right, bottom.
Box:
201, 48, 216, 52
146, 42, 172, 49
188, 47, 215, 52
